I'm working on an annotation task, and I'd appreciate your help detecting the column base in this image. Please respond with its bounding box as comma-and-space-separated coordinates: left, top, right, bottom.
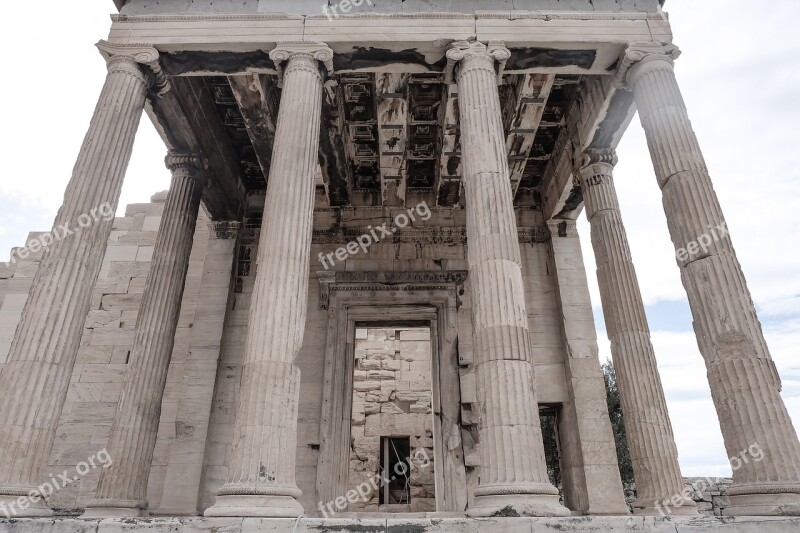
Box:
467, 492, 570, 517
81, 499, 148, 518
0, 489, 54, 518
634, 496, 699, 516
724, 489, 800, 516
204, 494, 304, 518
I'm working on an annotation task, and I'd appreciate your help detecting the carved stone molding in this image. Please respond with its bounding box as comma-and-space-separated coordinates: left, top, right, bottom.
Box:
612, 41, 682, 89
311, 226, 549, 246
518, 227, 551, 244
316, 270, 468, 310
96, 40, 170, 96
209, 221, 242, 240
445, 41, 511, 84
313, 226, 467, 246
269, 42, 334, 85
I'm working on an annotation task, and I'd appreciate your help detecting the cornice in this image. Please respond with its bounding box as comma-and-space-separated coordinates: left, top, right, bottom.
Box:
111, 11, 664, 23
474, 11, 668, 21
112, 13, 304, 22
305, 13, 476, 20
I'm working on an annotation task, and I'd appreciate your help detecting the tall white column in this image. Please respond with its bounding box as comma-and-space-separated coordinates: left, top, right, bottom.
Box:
205, 43, 331, 518
0, 48, 154, 517
82, 153, 206, 518
578, 148, 696, 515
618, 42, 800, 516
446, 41, 568, 517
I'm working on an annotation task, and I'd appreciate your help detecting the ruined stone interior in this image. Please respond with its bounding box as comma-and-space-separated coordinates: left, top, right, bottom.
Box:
348, 327, 436, 513
2, 0, 800, 531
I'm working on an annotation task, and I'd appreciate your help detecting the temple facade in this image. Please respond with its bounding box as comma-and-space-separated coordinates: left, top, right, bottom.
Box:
1, 0, 800, 529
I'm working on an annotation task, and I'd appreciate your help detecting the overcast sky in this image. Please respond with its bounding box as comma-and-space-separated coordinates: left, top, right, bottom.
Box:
0, 1, 798, 477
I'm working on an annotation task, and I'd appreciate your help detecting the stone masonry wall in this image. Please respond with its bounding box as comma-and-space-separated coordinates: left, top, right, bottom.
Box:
623, 477, 732, 517
348, 327, 436, 513
684, 477, 732, 517
0, 192, 237, 514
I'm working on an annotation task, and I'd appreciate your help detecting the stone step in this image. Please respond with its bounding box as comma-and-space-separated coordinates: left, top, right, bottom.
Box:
1, 516, 799, 532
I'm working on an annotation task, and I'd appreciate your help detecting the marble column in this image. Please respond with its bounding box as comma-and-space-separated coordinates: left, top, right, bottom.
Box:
578, 148, 696, 515
618, 42, 800, 516
205, 43, 331, 518
0, 49, 154, 517
446, 41, 568, 517
82, 153, 206, 518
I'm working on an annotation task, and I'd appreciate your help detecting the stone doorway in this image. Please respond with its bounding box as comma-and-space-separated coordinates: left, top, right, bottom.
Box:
347, 326, 437, 513
315, 271, 468, 514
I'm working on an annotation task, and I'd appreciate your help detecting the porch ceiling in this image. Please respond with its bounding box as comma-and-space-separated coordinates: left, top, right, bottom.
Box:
202, 70, 582, 210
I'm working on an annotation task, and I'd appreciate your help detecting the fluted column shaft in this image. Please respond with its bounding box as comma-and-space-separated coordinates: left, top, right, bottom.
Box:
0, 55, 150, 517
82, 153, 206, 518
205, 44, 330, 518
623, 44, 800, 515
447, 41, 567, 517
579, 150, 695, 514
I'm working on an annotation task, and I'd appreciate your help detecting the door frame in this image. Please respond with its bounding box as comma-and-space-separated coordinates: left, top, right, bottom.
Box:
315, 271, 468, 513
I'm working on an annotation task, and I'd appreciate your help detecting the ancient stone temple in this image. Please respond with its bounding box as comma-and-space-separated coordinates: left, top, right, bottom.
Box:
1, 0, 800, 531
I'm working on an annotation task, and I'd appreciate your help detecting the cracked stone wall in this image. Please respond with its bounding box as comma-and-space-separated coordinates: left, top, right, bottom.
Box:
348, 327, 436, 513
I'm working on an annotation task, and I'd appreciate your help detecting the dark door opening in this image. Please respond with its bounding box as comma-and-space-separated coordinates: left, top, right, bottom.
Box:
379, 436, 411, 505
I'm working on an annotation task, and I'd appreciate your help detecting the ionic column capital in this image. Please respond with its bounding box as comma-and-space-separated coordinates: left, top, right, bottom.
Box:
613, 42, 682, 89
164, 152, 206, 175
577, 148, 618, 174
445, 41, 510, 84
576, 149, 619, 217
269, 42, 334, 85
96, 40, 170, 96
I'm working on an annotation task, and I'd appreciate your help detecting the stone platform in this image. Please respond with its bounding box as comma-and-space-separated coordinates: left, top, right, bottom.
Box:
2, 516, 800, 532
